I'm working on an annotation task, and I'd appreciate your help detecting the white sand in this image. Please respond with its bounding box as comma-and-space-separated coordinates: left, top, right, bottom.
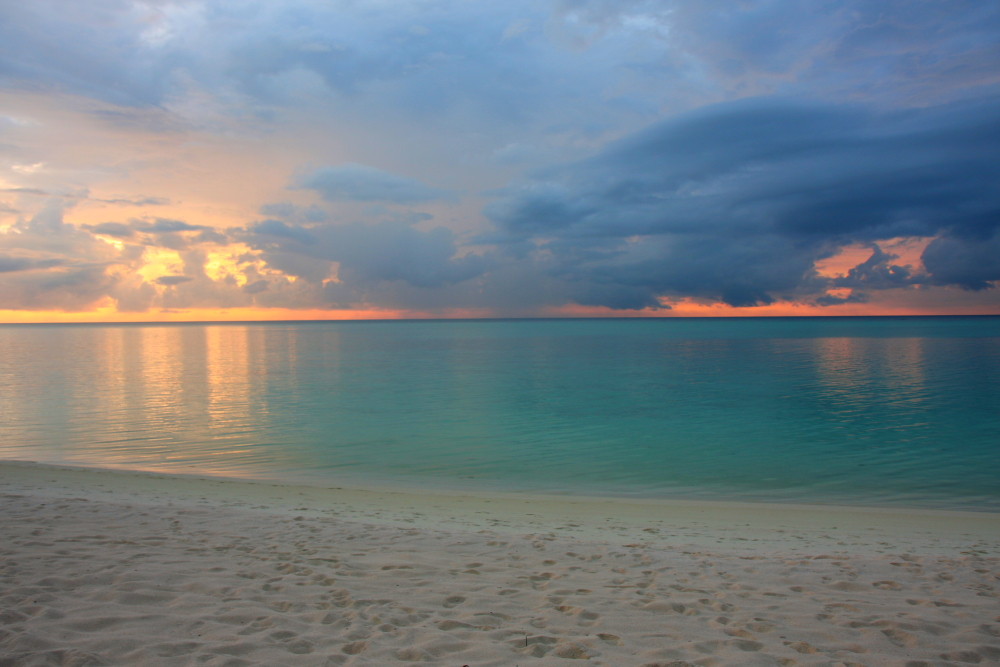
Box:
1, 461, 998, 666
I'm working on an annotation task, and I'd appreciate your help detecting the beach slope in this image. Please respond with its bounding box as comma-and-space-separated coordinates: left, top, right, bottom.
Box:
1, 462, 998, 666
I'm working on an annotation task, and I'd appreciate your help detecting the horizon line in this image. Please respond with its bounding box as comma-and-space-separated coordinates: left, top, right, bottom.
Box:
3, 313, 999, 327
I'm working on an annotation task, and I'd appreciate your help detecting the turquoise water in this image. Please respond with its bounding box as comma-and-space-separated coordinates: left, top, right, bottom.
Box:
0, 317, 998, 510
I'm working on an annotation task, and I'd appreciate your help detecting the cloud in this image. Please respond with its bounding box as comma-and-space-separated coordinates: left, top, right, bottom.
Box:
0, 265, 118, 311
84, 222, 134, 238
4, 1, 997, 144
0, 187, 66, 197
258, 202, 328, 223
832, 246, 915, 291
243, 279, 269, 295
154, 275, 194, 286
94, 195, 169, 206
137, 218, 209, 233
485, 95, 1000, 307
294, 164, 452, 204
0, 199, 252, 314
245, 217, 491, 290
83, 218, 229, 249
922, 232, 1000, 291
249, 219, 316, 245
564, 1, 1000, 106
4, 200, 117, 262
0, 0, 568, 136
0, 201, 121, 310
0, 0, 184, 108
0, 255, 66, 273
0, 187, 168, 208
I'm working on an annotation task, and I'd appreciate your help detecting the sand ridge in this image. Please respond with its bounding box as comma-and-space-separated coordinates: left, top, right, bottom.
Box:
1, 462, 998, 666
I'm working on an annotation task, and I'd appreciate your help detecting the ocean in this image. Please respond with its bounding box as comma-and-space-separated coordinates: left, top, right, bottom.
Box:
1, 317, 998, 510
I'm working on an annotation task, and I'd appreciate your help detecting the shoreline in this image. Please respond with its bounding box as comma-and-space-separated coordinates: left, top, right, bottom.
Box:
4, 460, 999, 552
2, 460, 999, 665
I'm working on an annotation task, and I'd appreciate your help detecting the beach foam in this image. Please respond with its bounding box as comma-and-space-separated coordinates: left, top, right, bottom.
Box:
1, 461, 998, 665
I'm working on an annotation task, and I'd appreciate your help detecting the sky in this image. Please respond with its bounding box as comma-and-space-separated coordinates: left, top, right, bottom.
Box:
1, 0, 999, 322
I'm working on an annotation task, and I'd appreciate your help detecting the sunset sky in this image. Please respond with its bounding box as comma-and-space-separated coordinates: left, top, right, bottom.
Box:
1, 0, 999, 322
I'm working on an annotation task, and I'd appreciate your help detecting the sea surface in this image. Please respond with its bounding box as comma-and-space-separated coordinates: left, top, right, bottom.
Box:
1, 317, 998, 510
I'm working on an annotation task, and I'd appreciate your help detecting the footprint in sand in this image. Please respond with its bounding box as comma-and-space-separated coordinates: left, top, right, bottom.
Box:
341, 640, 368, 655
784, 640, 818, 654
515, 634, 558, 658
881, 626, 919, 647
436, 619, 474, 631
554, 604, 600, 625
941, 650, 986, 663
443, 595, 466, 608
554, 642, 592, 659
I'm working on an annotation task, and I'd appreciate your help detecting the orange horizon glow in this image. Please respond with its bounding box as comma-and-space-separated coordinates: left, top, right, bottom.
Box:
547, 298, 999, 318
1, 298, 997, 325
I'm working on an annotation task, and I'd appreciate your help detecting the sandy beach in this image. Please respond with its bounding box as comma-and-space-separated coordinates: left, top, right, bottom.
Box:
1, 461, 998, 666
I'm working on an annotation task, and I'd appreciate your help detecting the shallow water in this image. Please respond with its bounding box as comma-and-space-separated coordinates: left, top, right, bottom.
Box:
1, 317, 998, 510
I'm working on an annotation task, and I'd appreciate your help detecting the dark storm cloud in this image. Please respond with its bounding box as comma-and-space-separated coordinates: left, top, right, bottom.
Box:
485, 96, 1000, 307
922, 232, 1000, 291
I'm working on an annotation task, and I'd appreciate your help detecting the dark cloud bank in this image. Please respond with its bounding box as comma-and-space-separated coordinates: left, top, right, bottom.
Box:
480, 96, 1000, 309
